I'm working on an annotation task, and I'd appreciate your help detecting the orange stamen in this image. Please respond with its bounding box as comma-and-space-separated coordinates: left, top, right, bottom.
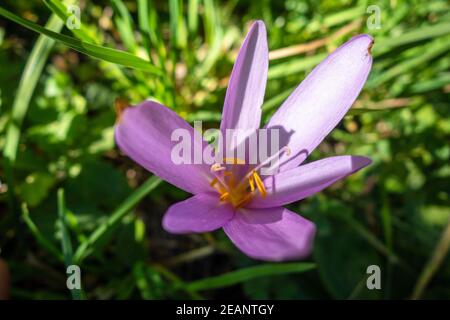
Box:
253, 171, 267, 198
248, 176, 255, 192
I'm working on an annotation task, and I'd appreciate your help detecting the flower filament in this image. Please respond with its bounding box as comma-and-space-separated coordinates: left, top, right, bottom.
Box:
209, 146, 290, 208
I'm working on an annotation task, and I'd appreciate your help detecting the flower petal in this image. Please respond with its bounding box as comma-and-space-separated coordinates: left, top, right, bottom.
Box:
220, 20, 268, 134
163, 193, 234, 234
250, 156, 371, 208
115, 100, 211, 194
223, 207, 316, 261
266, 34, 373, 171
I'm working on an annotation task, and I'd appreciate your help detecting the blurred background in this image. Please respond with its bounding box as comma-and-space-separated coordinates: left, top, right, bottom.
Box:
0, 0, 449, 299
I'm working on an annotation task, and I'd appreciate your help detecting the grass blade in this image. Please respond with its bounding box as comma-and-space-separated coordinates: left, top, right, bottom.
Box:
137, 0, 152, 59
2, 14, 63, 222
322, 6, 365, 28
182, 263, 316, 291
57, 189, 73, 267
262, 86, 295, 112
334, 212, 405, 268
188, 0, 199, 35
374, 21, 450, 55
411, 218, 450, 299
21, 203, 63, 262
348, 97, 418, 115
110, 0, 137, 52
368, 36, 450, 88
169, 0, 187, 49
57, 189, 84, 300
268, 54, 326, 80
202, 0, 219, 46
410, 73, 450, 93
269, 19, 362, 60
43, 0, 98, 43
0, 6, 162, 74
73, 176, 162, 263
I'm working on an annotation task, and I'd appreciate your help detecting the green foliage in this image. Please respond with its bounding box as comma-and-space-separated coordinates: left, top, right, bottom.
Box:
0, 0, 449, 299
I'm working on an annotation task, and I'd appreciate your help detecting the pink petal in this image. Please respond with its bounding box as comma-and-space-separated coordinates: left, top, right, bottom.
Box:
249, 156, 371, 208
266, 34, 373, 171
162, 193, 234, 234
220, 20, 268, 134
223, 207, 316, 261
115, 100, 211, 194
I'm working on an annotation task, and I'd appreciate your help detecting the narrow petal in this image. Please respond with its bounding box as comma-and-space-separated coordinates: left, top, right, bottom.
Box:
163, 193, 234, 234
115, 100, 211, 194
220, 20, 268, 134
250, 156, 371, 208
266, 34, 373, 171
223, 207, 316, 261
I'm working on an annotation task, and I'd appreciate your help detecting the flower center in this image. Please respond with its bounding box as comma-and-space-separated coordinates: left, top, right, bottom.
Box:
209, 146, 290, 209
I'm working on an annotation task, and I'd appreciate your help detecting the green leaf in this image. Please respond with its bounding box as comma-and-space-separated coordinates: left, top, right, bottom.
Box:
188, 0, 199, 35
73, 176, 162, 263
412, 218, 450, 299
374, 22, 450, 55
2, 12, 63, 165
202, 0, 219, 46
262, 86, 295, 112
368, 36, 450, 88
43, 0, 98, 43
182, 263, 316, 291
2, 13, 63, 217
312, 205, 382, 299
57, 189, 84, 300
347, 106, 406, 115
137, 0, 152, 58
169, 0, 187, 49
16, 172, 56, 207
111, 0, 137, 52
322, 6, 365, 28
21, 203, 63, 262
57, 189, 73, 266
186, 110, 222, 122
0, 6, 162, 74
143, 0, 167, 65
133, 263, 165, 299
268, 54, 326, 80
410, 73, 450, 93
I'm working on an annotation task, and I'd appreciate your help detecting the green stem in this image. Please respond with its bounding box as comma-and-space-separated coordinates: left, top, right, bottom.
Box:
21, 204, 63, 262
2, 13, 63, 242
411, 218, 450, 299
57, 189, 84, 300
73, 176, 162, 263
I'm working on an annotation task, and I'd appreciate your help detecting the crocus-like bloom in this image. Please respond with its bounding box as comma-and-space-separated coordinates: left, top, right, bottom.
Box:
115, 21, 373, 261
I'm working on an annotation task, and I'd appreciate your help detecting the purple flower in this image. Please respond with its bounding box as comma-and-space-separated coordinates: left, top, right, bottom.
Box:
115, 21, 373, 261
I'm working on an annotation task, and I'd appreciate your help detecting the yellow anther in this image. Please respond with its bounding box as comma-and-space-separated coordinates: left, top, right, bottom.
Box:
210, 177, 219, 187
285, 146, 291, 156
219, 192, 229, 201
248, 176, 255, 192
253, 171, 267, 198
210, 154, 276, 208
